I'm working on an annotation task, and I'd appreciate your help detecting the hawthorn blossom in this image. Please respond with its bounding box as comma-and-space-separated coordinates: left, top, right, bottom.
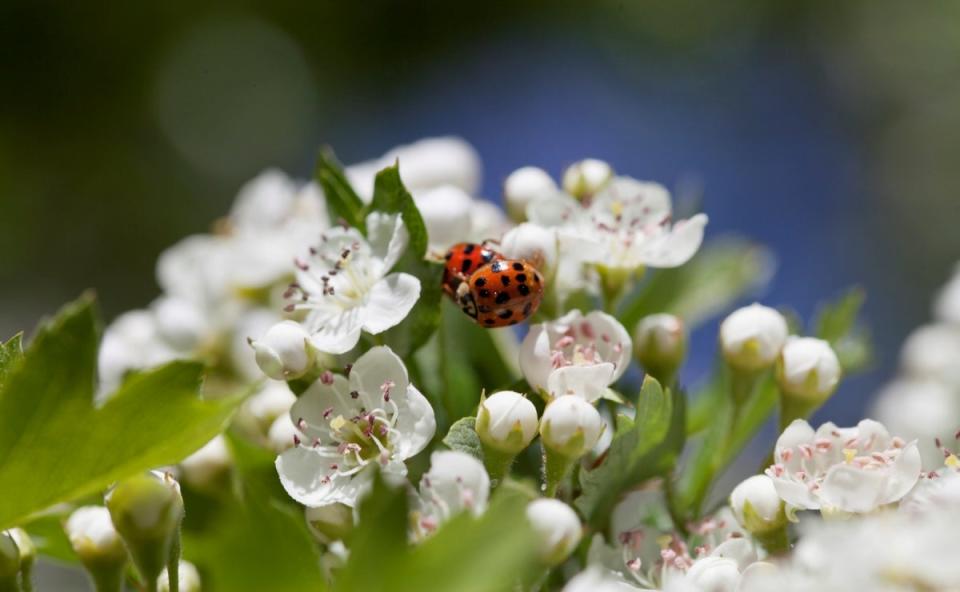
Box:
282, 212, 421, 355
276, 346, 435, 507
872, 378, 960, 469
413, 185, 510, 253
764, 419, 922, 514
412, 451, 490, 539
520, 310, 632, 402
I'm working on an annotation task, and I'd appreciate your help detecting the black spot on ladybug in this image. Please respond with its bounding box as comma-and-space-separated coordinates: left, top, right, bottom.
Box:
463, 243, 476, 254
498, 309, 513, 320
484, 318, 495, 325
517, 284, 530, 296
460, 259, 472, 274
479, 289, 490, 298
512, 262, 524, 271
500, 276, 511, 287
495, 292, 510, 304
515, 273, 527, 283
523, 302, 532, 316
475, 277, 486, 287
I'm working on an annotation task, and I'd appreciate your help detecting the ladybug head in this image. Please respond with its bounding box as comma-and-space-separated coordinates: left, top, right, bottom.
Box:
455, 282, 478, 319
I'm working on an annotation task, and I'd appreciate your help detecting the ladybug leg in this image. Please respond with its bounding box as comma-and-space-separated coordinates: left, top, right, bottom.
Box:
456, 283, 478, 319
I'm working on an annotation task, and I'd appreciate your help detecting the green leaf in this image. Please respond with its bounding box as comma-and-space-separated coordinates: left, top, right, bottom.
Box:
442, 417, 483, 460
814, 287, 872, 373
380, 257, 444, 358
0, 333, 23, 392
370, 163, 428, 259
620, 237, 775, 330
24, 511, 77, 564
576, 377, 686, 530
315, 147, 366, 231
0, 297, 243, 530
183, 434, 327, 592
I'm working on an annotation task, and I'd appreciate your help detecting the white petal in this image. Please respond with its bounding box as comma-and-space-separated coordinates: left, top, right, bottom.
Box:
583, 311, 632, 383
349, 346, 410, 402
393, 385, 437, 460
637, 213, 708, 268
361, 273, 421, 335
526, 193, 582, 227
366, 212, 409, 271
879, 441, 922, 505
276, 447, 371, 507
519, 323, 554, 393
820, 464, 887, 513
290, 375, 356, 442
307, 307, 365, 355
546, 364, 616, 402
595, 177, 672, 225
768, 474, 822, 511
414, 186, 474, 252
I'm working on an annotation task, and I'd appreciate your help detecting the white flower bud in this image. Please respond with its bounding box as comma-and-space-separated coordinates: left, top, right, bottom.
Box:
152, 296, 206, 351
414, 185, 474, 252
504, 166, 558, 221
562, 159, 614, 200
65, 505, 128, 592
158, 560, 201, 592
106, 472, 184, 584
729, 475, 786, 535
305, 503, 354, 543
179, 434, 232, 492
719, 304, 789, 372
7, 529, 34, 572
499, 223, 558, 278
526, 499, 582, 565
934, 267, 960, 325
634, 313, 687, 378
268, 415, 301, 453
476, 391, 539, 455
0, 531, 20, 579
251, 320, 313, 380
776, 337, 841, 402
900, 324, 960, 387
244, 381, 297, 432
539, 396, 604, 458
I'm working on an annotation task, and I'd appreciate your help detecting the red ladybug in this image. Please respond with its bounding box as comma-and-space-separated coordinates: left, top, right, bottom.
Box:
442, 242, 502, 300
459, 259, 544, 327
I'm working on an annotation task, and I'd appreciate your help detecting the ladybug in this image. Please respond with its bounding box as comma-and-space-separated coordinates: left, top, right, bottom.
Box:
458, 259, 544, 327
442, 242, 502, 300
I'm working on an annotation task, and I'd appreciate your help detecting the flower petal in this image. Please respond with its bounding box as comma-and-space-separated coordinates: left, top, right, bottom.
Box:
519, 323, 554, 393
637, 213, 708, 268
276, 447, 373, 507
768, 473, 821, 511
393, 385, 437, 459
879, 441, 923, 505
290, 375, 355, 442
361, 273, 421, 335
820, 464, 887, 513
366, 212, 409, 271
349, 345, 410, 402
583, 311, 632, 383
546, 364, 616, 402
307, 307, 365, 355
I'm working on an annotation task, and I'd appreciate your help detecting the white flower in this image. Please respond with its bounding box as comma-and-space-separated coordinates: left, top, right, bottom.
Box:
98, 309, 180, 399
563, 566, 646, 592
276, 346, 435, 507
526, 498, 583, 565
529, 177, 708, 272
872, 378, 960, 470
765, 419, 922, 514
284, 212, 421, 354
151, 296, 208, 352
520, 310, 632, 402
634, 314, 687, 376
179, 435, 232, 491
345, 136, 482, 201
719, 304, 789, 372
899, 324, 960, 387
413, 451, 490, 537
933, 264, 960, 325
64, 506, 127, 564
540, 396, 605, 458
504, 166, 559, 221
250, 320, 314, 380
476, 390, 539, 454
500, 222, 559, 279
158, 560, 201, 592
305, 503, 355, 543
663, 537, 759, 592
900, 468, 960, 515
562, 159, 614, 200
414, 185, 475, 252
729, 475, 786, 535
244, 381, 297, 432
268, 415, 301, 453
775, 337, 842, 402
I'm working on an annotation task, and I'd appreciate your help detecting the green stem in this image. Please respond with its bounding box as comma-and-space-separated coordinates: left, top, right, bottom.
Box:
754, 523, 790, 556
18, 564, 32, 592
89, 565, 124, 592
481, 445, 516, 486
166, 528, 181, 592
0, 575, 20, 592
543, 449, 574, 497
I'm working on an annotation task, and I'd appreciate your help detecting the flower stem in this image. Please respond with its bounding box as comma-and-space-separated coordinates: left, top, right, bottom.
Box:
166, 529, 181, 592
481, 445, 516, 487
754, 523, 790, 556
543, 448, 574, 497
0, 575, 20, 592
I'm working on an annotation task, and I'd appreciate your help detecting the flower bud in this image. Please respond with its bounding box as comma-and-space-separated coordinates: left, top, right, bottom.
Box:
476, 391, 539, 455
65, 506, 128, 591
499, 223, 558, 279
776, 337, 841, 403
7, 528, 34, 575
158, 560, 201, 592
539, 396, 604, 459
106, 472, 184, 585
562, 159, 613, 200
414, 185, 474, 252
244, 381, 297, 432
250, 320, 314, 380
179, 434, 232, 492
0, 531, 20, 580
634, 313, 686, 380
504, 166, 558, 221
152, 296, 206, 351
729, 475, 786, 536
305, 503, 355, 543
719, 304, 789, 372
525, 499, 582, 565
899, 324, 960, 387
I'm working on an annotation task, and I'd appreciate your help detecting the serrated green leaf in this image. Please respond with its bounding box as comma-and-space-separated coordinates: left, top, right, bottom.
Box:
576, 377, 685, 530
315, 147, 366, 231
183, 433, 327, 592
380, 256, 444, 358
0, 333, 23, 392
370, 163, 428, 259
620, 237, 775, 330
442, 417, 483, 460
0, 297, 243, 530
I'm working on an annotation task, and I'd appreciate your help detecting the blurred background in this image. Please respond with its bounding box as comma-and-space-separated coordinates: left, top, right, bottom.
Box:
2, 2, 959, 584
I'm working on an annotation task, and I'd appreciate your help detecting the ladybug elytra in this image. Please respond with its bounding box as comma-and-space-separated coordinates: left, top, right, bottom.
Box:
441, 242, 502, 300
